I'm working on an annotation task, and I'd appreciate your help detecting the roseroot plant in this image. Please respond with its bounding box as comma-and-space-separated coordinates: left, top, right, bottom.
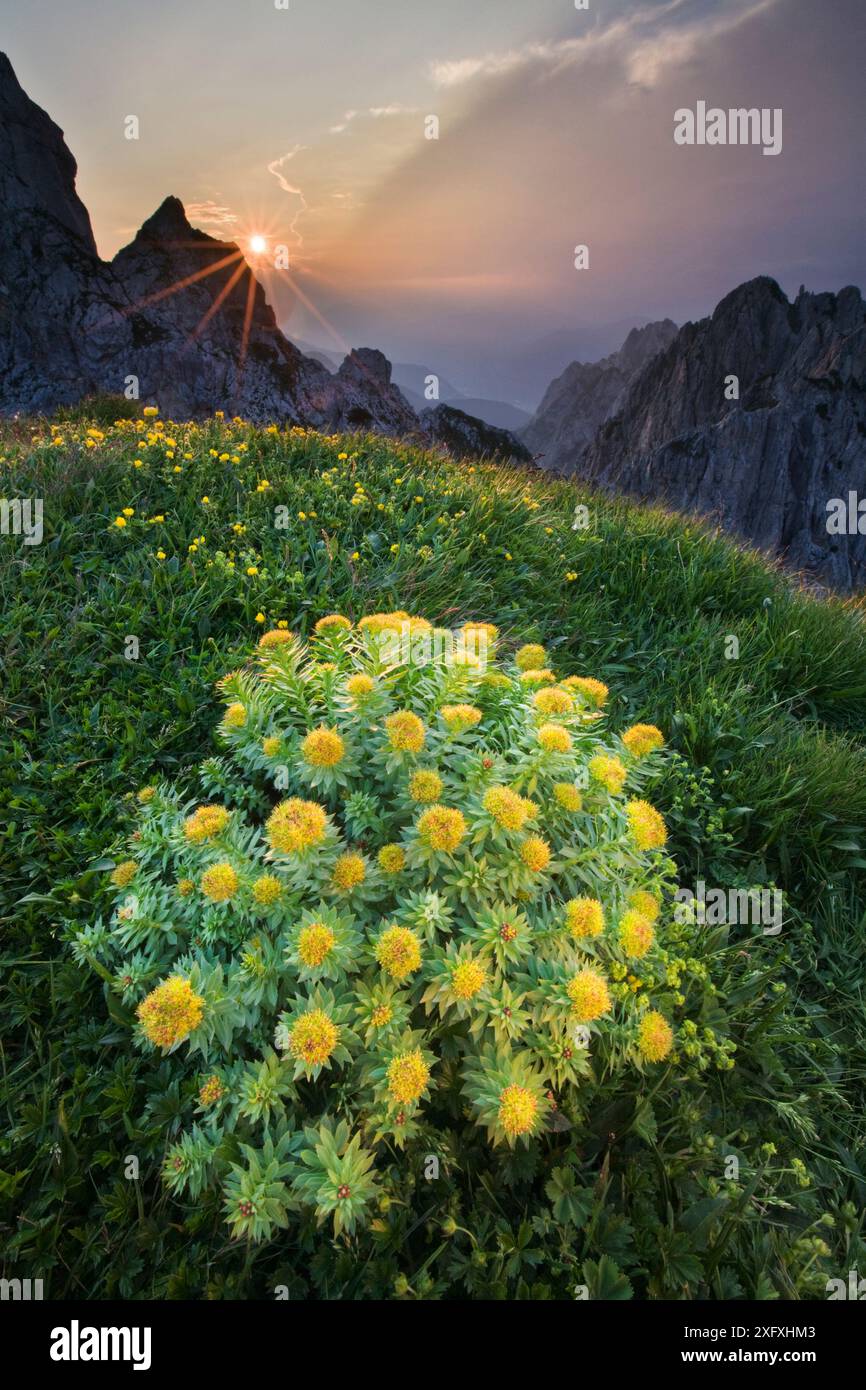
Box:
77, 611, 713, 1242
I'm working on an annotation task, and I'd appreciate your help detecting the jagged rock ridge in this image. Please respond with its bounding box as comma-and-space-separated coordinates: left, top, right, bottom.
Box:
0, 53, 525, 460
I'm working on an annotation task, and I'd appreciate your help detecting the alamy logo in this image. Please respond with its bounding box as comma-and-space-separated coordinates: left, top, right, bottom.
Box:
826, 1269, 866, 1300
674, 880, 782, 934
0, 1277, 43, 1300
674, 101, 782, 156
826, 492, 866, 534
50, 1321, 152, 1371
0, 496, 43, 545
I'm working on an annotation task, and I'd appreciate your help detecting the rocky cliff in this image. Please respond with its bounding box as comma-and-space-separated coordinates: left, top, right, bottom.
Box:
522, 319, 679, 473
579, 278, 866, 589
0, 52, 523, 456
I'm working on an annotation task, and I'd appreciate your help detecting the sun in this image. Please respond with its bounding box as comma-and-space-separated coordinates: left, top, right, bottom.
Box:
249, 234, 267, 255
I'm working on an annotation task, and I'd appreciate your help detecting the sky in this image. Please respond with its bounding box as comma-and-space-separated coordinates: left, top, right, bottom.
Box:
4, 0, 865, 406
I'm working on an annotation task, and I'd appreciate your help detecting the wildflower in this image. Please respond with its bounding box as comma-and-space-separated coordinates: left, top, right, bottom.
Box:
637, 1010, 674, 1062
498, 1084, 538, 1139
626, 800, 668, 851
255, 612, 265, 624
143, 405, 159, 417
137, 786, 156, 804
289, 1010, 339, 1067
520, 835, 551, 873
589, 754, 627, 794
483, 786, 537, 832
567, 969, 612, 1022
533, 686, 573, 716
156, 550, 166, 560
553, 782, 583, 812
370, 1004, 392, 1028
262, 736, 282, 758
138, 977, 204, 1049
252, 874, 282, 906
520, 668, 555, 686
199, 1075, 225, 1107
246, 566, 259, 576
387, 1049, 430, 1104
331, 852, 366, 892
417, 805, 467, 853
259, 628, 294, 650
562, 676, 609, 707
566, 897, 604, 940
409, 769, 443, 803
302, 726, 345, 768
184, 804, 229, 842
619, 909, 655, 959
622, 723, 665, 757
516, 643, 547, 672
378, 843, 406, 874
346, 673, 374, 700
176, 878, 195, 897
629, 889, 660, 922
451, 959, 487, 1000
385, 710, 426, 754
201, 862, 239, 902
315, 614, 352, 634
113, 516, 127, 528
110, 859, 137, 888
439, 703, 482, 732
267, 798, 328, 854
538, 723, 571, 753
376, 925, 422, 981
122, 507, 134, 517
298, 923, 336, 967
223, 702, 247, 729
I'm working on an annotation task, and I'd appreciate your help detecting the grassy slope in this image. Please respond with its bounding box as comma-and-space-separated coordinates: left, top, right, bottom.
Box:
1, 410, 865, 1298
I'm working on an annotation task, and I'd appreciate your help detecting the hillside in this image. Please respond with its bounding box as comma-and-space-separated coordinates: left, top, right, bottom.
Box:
2, 411, 866, 1299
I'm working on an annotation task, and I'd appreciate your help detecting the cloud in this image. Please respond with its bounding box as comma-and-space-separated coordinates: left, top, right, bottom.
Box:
185, 200, 239, 228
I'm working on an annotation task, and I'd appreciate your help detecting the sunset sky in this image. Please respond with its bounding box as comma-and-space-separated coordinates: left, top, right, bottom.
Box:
6, 0, 865, 404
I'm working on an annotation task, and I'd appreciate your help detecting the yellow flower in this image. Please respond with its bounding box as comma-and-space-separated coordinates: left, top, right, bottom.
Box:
200, 862, 238, 902
533, 686, 573, 716
387, 1049, 430, 1104
626, 799, 668, 851
122, 507, 134, 517
110, 859, 137, 888
439, 703, 482, 732
246, 566, 259, 576
315, 613, 351, 633
498, 1084, 538, 1139
262, 735, 282, 758
359, 609, 411, 635
113, 516, 127, 528
346, 672, 375, 701
589, 754, 627, 794
520, 835, 551, 873
629, 889, 660, 922
258, 628, 294, 649
223, 702, 247, 729
176, 878, 195, 897
297, 922, 336, 967
184, 804, 230, 842
252, 874, 282, 906
378, 843, 406, 874
370, 1003, 392, 1028
462, 621, 499, 642
417, 805, 467, 853
137, 786, 156, 803
566, 897, 604, 939
289, 1009, 339, 1067
266, 798, 328, 854
519, 668, 555, 685
155, 550, 166, 560
143, 405, 159, 417
538, 723, 571, 753
483, 786, 537, 832
302, 726, 345, 768
451, 959, 487, 1000
562, 676, 609, 707
255, 612, 266, 624
376, 925, 422, 981
619, 909, 655, 958
331, 852, 366, 892
409, 769, 443, 803
567, 969, 612, 1022
553, 782, 583, 812
198, 1074, 225, 1107
638, 1010, 674, 1062
385, 710, 426, 753
516, 643, 547, 672
137, 976, 203, 1049
622, 723, 665, 757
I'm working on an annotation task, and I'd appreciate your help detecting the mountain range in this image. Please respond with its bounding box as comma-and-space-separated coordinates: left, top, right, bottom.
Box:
2, 51, 864, 589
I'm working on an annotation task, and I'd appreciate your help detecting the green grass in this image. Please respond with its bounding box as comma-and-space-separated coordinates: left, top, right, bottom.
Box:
2, 411, 865, 1299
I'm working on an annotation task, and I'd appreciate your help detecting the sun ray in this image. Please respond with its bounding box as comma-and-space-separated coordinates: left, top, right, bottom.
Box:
238, 268, 258, 372
188, 259, 248, 342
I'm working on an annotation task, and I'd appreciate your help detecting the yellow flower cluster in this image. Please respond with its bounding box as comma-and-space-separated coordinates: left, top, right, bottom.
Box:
626, 799, 668, 851
417, 805, 467, 853
387, 1049, 430, 1104
267, 798, 328, 853
483, 785, 537, 832
298, 923, 336, 967
376, 925, 422, 980
137, 977, 204, 1049
184, 804, 230, 842
498, 1084, 538, 1138
302, 726, 345, 768
290, 1009, 339, 1066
